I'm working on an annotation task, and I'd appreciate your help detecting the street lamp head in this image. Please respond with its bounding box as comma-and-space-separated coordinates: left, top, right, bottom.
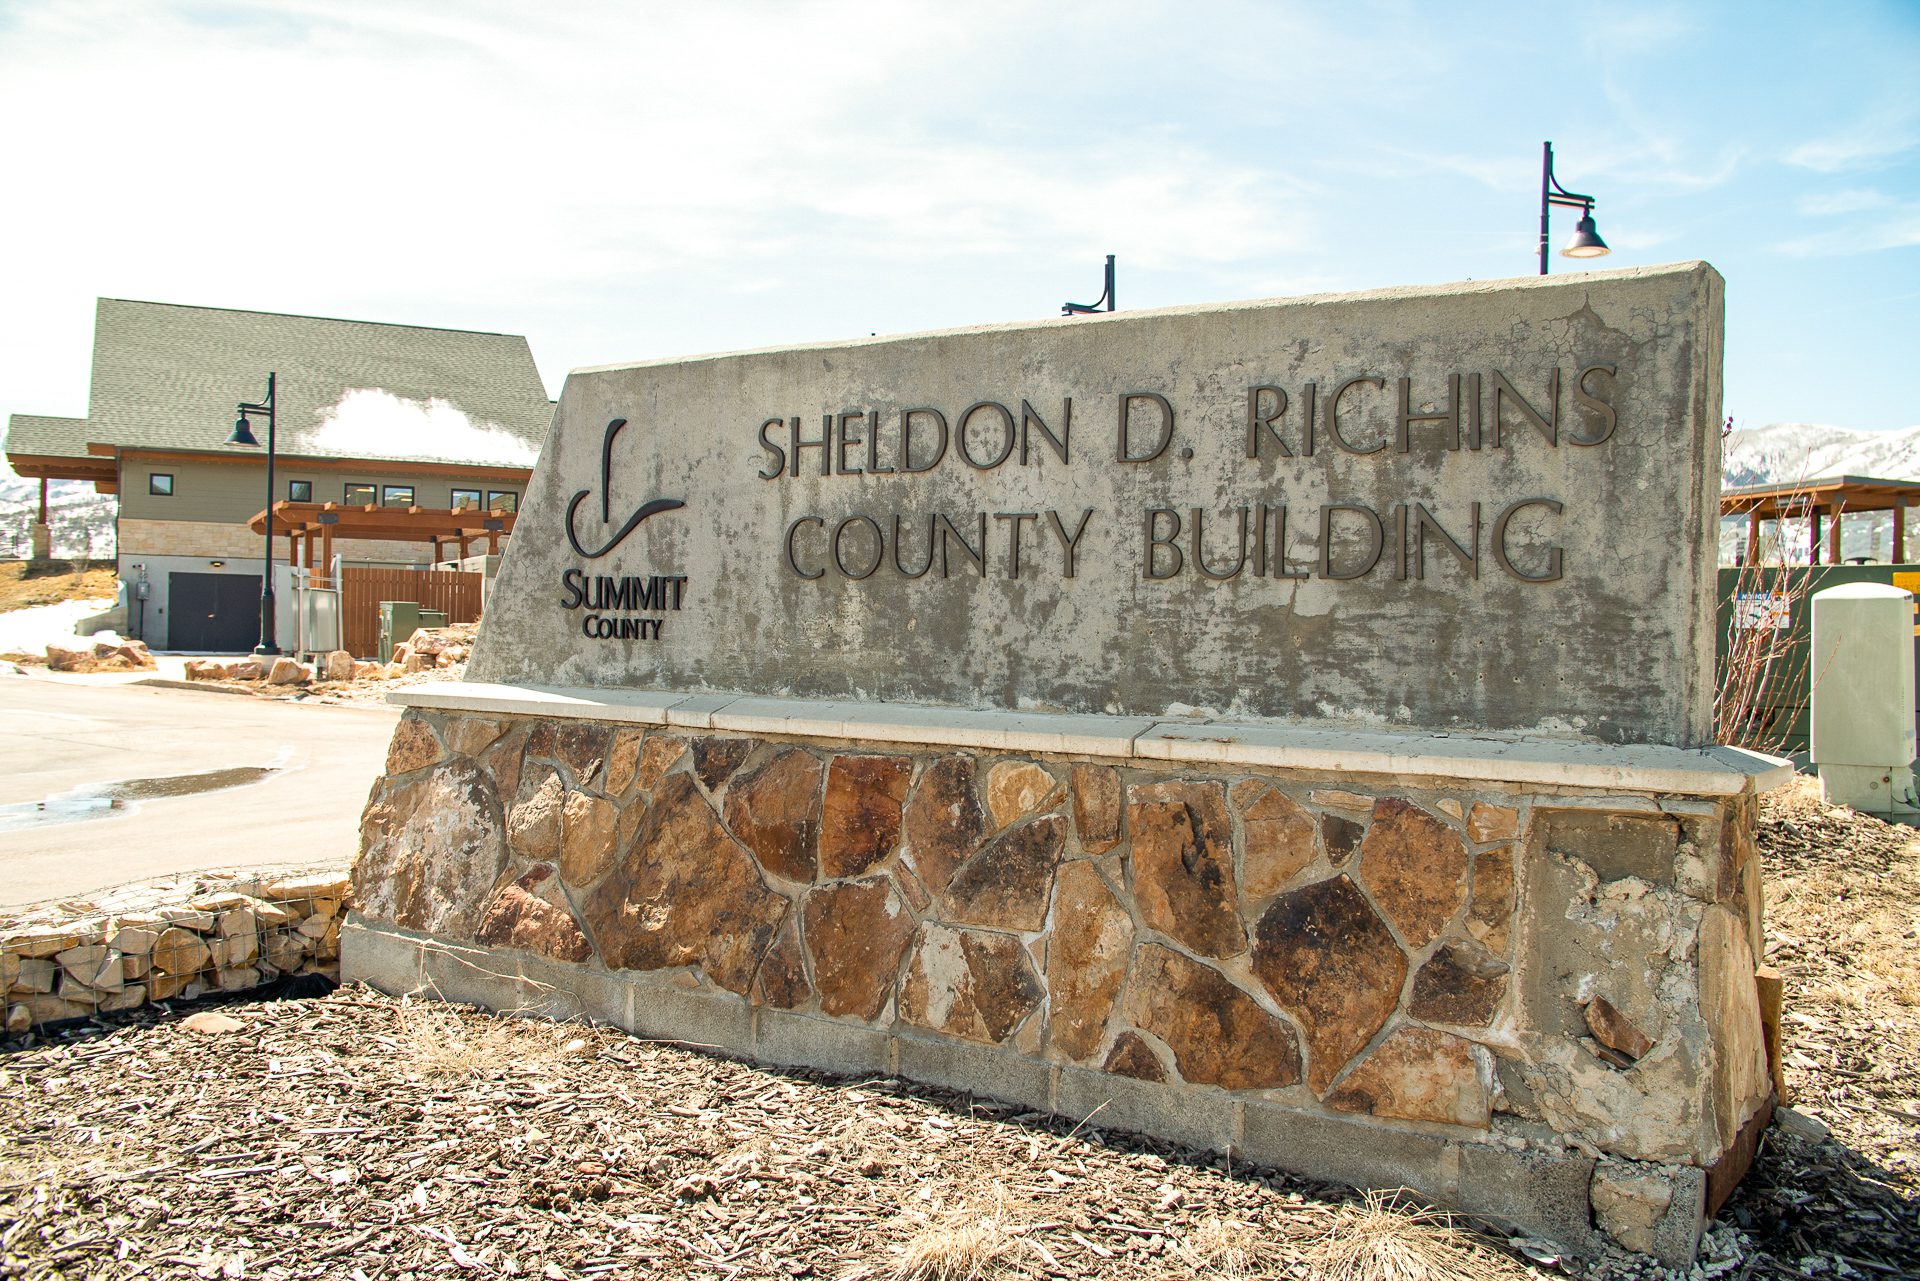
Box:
226, 414, 260, 447
1562, 210, 1610, 259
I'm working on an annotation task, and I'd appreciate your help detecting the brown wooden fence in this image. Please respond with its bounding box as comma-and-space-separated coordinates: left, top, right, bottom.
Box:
338, 567, 484, 658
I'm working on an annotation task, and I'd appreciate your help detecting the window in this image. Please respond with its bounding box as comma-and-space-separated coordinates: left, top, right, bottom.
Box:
344, 483, 376, 506
382, 485, 416, 508
451, 487, 482, 510
288, 480, 312, 502
148, 473, 174, 496
487, 490, 518, 513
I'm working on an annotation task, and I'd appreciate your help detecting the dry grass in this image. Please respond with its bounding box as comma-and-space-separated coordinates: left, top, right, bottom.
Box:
884, 1184, 1039, 1281
1174, 1215, 1273, 1278
1299, 1191, 1525, 1281
0, 560, 117, 614
385, 994, 568, 1079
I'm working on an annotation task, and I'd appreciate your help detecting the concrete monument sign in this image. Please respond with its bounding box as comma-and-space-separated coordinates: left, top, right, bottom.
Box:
349, 265, 1782, 1263
471, 263, 1723, 745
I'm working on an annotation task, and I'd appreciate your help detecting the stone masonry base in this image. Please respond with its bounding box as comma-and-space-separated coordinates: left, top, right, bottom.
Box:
349, 696, 1784, 1262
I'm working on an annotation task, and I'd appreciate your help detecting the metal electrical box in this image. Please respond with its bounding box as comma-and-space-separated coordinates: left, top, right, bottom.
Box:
1811, 582, 1919, 815
379, 600, 425, 664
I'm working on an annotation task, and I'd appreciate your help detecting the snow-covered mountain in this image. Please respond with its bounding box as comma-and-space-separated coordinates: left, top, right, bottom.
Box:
0, 477, 115, 560
1723, 423, 1920, 489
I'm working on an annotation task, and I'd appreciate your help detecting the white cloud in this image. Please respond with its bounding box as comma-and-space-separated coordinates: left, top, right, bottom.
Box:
303, 389, 538, 465
1796, 188, 1896, 216
1773, 214, 1920, 258
1785, 105, 1918, 172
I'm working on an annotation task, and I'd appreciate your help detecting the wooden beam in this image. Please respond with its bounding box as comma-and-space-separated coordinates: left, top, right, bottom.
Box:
1810, 509, 1822, 564
1746, 508, 1761, 564
1897, 502, 1907, 564
1828, 502, 1842, 564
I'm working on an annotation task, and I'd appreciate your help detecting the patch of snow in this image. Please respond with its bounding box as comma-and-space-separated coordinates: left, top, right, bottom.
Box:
302, 389, 539, 466
0, 598, 118, 655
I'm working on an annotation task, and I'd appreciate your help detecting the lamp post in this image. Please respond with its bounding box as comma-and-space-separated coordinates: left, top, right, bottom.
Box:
224, 372, 279, 658
1539, 141, 1610, 274
1062, 254, 1116, 315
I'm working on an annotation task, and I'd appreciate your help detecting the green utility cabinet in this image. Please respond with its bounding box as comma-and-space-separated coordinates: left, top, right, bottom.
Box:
378, 600, 425, 664
1715, 563, 1920, 760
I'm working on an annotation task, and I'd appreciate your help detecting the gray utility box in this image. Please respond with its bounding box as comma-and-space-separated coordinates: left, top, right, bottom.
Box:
378, 601, 425, 664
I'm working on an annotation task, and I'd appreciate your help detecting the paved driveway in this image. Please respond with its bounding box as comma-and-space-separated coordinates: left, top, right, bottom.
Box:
0, 674, 399, 906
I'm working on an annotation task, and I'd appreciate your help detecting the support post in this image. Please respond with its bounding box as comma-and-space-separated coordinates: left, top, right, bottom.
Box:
1896, 501, 1907, 564
1746, 508, 1761, 564
1828, 503, 1842, 564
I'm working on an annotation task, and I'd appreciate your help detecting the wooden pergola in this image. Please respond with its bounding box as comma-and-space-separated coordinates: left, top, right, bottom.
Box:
1721, 475, 1920, 565
245, 501, 517, 571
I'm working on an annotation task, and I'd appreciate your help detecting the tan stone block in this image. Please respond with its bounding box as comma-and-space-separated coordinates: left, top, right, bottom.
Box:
1327, 1026, 1490, 1128
1045, 861, 1132, 1063
1358, 798, 1468, 949
559, 791, 618, 887
1068, 763, 1122, 854
1127, 781, 1243, 959
818, 754, 911, 878
986, 761, 1059, 828
1467, 802, 1520, 843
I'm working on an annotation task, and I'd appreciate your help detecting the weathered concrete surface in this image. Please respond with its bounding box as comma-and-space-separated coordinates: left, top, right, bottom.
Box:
469, 264, 1724, 745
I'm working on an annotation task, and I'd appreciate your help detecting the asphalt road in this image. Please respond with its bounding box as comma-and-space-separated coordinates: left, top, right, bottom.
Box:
0, 675, 399, 906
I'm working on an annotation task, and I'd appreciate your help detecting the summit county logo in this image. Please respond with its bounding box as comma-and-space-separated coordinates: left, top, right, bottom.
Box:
559, 417, 689, 641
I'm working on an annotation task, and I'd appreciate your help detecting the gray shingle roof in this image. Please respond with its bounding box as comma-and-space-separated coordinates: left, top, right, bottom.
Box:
4, 414, 91, 460
84, 299, 554, 466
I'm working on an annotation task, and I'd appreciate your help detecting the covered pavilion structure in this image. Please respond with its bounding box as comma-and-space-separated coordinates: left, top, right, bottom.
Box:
245, 501, 516, 570
1720, 475, 1920, 565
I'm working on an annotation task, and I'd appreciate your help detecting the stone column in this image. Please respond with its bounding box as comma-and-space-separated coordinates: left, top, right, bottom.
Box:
28, 522, 52, 566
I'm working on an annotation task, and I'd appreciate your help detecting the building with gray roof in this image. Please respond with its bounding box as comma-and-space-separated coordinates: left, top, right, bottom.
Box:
4, 298, 554, 650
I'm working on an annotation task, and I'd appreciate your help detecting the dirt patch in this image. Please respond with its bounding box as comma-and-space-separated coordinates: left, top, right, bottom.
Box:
0, 560, 117, 614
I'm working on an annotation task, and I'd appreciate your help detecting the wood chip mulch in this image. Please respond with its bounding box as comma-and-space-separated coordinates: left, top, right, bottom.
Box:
1, 782, 1915, 1280
1715, 783, 1920, 1278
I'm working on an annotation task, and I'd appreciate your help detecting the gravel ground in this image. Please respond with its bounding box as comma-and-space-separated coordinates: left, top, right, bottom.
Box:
2, 783, 1915, 1281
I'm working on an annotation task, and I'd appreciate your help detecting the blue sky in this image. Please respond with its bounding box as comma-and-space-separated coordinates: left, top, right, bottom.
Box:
1, 0, 1915, 439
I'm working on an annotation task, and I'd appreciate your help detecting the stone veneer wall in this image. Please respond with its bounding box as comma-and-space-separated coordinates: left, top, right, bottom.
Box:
349, 708, 1775, 1261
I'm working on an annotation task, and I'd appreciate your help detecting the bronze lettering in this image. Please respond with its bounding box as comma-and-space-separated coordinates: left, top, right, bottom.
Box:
956, 401, 1016, 470
1490, 369, 1560, 447
837, 411, 865, 475
1191, 507, 1249, 580
1328, 377, 1388, 455
1492, 498, 1565, 582
892, 514, 935, 578
1117, 392, 1175, 463
900, 408, 948, 473
993, 512, 1039, 578
1046, 508, 1093, 578
784, 516, 825, 579
1020, 399, 1070, 465
1318, 503, 1384, 579
1569, 363, 1618, 445
1413, 502, 1479, 580
866, 409, 895, 474
1396, 373, 1461, 452
1253, 504, 1268, 576
1300, 381, 1317, 456
832, 515, 883, 580
1272, 504, 1309, 580
937, 512, 987, 577
1391, 504, 1408, 580
757, 417, 786, 479
790, 415, 831, 477
1466, 372, 1483, 449
1245, 385, 1291, 458
1144, 508, 1183, 579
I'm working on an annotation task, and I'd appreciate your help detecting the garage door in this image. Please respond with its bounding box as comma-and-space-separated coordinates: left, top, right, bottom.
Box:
168, 572, 262, 652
